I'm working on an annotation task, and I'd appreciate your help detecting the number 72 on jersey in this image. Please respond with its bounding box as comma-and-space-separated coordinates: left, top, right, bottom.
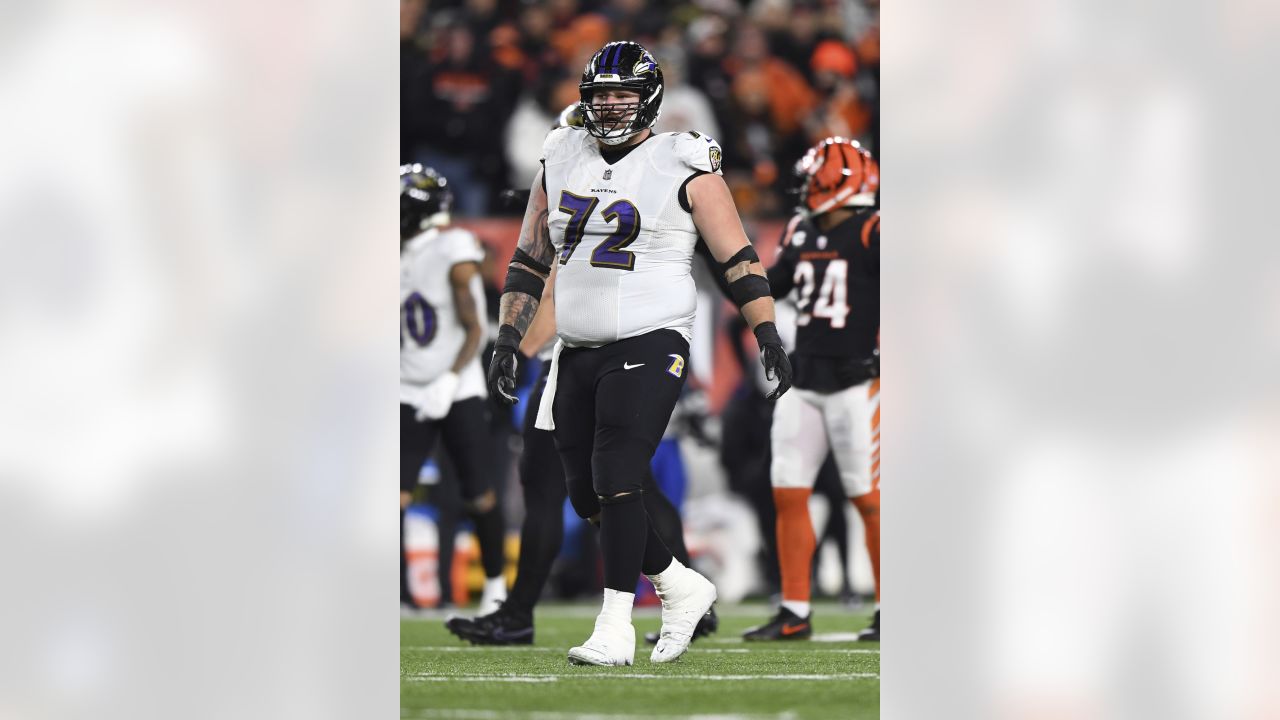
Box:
556, 191, 642, 270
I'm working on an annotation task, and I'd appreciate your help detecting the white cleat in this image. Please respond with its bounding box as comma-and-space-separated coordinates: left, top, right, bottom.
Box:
567, 616, 636, 667
651, 567, 717, 663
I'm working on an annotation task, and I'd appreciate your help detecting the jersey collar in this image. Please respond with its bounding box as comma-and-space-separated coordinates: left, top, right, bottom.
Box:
597, 131, 653, 165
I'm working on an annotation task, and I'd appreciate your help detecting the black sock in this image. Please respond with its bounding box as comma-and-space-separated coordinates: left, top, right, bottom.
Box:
506, 482, 565, 616
468, 503, 506, 579
642, 477, 689, 566
600, 495, 649, 592
640, 522, 675, 577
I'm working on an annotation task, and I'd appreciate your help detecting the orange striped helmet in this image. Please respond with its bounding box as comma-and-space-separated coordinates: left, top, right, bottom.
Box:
793, 137, 879, 217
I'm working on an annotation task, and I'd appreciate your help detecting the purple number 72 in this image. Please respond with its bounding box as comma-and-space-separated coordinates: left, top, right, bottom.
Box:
557, 191, 641, 270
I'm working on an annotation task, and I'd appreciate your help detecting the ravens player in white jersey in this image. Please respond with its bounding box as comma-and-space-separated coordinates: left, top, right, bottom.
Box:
742, 137, 881, 643
489, 41, 792, 666
445, 105, 719, 647
400, 165, 508, 614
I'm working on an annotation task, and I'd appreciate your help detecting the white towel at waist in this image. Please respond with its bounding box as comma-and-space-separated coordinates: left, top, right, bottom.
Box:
534, 339, 564, 431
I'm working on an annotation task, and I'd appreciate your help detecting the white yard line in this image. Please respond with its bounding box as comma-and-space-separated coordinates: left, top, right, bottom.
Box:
703, 634, 878, 645
402, 604, 872, 622
698, 647, 879, 654
407, 672, 878, 682
403, 645, 877, 655
408, 676, 559, 683
404, 646, 561, 652
402, 710, 800, 720
809, 632, 874, 643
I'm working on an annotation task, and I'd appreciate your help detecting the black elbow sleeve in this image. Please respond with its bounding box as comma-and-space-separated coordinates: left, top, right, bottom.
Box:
722, 245, 770, 307
718, 245, 760, 274
512, 247, 551, 275
503, 265, 545, 300
728, 274, 772, 308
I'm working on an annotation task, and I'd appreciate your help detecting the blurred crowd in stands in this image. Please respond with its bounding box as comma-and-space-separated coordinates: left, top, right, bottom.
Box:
401, 0, 879, 218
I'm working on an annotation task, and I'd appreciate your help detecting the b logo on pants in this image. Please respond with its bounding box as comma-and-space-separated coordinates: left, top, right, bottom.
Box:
666, 354, 685, 378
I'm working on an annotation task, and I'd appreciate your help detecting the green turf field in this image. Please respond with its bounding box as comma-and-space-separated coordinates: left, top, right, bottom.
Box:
402, 601, 879, 719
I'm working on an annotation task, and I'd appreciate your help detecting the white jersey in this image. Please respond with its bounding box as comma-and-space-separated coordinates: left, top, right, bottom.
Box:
400, 227, 488, 399
541, 126, 723, 347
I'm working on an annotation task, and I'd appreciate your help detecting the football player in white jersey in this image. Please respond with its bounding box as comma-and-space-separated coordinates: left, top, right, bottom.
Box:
445, 106, 719, 647
400, 165, 508, 614
487, 41, 793, 667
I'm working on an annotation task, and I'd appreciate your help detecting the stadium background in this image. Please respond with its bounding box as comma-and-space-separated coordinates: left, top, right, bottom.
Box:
400, 0, 878, 609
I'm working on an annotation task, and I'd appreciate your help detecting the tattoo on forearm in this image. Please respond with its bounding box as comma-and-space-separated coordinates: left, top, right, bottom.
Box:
538, 215, 553, 260
499, 175, 554, 336
515, 174, 555, 269
518, 208, 554, 268
499, 291, 540, 336
509, 209, 552, 279
512, 295, 539, 333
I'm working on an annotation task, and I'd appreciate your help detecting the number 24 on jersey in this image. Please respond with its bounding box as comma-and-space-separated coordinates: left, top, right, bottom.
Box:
794, 259, 850, 328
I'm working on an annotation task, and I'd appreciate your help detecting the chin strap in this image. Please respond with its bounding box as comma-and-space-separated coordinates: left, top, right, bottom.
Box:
598, 132, 642, 146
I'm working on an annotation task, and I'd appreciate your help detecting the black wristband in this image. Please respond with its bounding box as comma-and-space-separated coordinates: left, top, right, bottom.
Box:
753, 321, 782, 348
496, 324, 522, 354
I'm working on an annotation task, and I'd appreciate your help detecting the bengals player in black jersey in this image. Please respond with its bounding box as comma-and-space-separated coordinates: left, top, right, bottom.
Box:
743, 137, 881, 642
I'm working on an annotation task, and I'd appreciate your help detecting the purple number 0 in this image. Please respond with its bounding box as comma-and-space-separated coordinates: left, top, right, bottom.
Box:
401, 291, 436, 347
557, 191, 641, 270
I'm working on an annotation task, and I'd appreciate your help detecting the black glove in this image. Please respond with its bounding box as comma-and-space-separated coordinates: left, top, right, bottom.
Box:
488, 324, 521, 406
753, 321, 792, 401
